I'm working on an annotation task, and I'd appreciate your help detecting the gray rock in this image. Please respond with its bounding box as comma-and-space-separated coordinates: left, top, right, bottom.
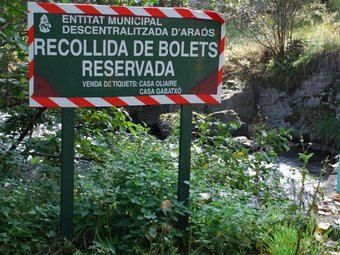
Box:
303, 97, 321, 108
234, 136, 256, 150
127, 58, 340, 147
335, 93, 340, 102
208, 109, 241, 124
207, 110, 242, 136
158, 121, 172, 139
132, 105, 162, 126
258, 68, 339, 150
207, 84, 257, 135
259, 87, 292, 128
291, 72, 333, 100
336, 107, 340, 119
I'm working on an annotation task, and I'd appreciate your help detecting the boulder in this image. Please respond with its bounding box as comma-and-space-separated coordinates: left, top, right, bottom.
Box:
207, 84, 257, 135
259, 87, 292, 128
129, 83, 257, 138
208, 109, 241, 124
131, 105, 162, 126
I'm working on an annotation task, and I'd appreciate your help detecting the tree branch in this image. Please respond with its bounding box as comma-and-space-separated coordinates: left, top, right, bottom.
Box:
9, 108, 46, 151
30, 152, 104, 163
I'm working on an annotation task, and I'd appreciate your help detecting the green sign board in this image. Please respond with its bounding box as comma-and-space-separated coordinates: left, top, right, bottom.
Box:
28, 3, 225, 239
28, 3, 225, 107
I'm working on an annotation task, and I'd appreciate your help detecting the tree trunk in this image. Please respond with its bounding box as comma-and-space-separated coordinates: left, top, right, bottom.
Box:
321, 0, 331, 9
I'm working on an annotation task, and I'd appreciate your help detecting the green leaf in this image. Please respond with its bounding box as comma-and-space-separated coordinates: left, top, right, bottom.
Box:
46, 230, 56, 238
31, 156, 41, 165
146, 227, 157, 241
17, 229, 32, 238
0, 233, 10, 242
93, 209, 105, 216
80, 209, 89, 218
20, 243, 31, 251
2, 206, 10, 217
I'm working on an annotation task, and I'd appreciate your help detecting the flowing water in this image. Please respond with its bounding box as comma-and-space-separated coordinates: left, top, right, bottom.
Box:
276, 147, 335, 202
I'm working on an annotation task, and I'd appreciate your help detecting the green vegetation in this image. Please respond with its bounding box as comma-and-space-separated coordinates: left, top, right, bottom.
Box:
262, 219, 326, 255
1, 0, 340, 254
224, 1, 340, 91
330, 0, 340, 13
264, 225, 298, 255
1, 109, 339, 254
314, 116, 340, 148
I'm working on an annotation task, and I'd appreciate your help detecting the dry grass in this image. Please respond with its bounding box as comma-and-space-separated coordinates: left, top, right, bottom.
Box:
224, 41, 267, 85
294, 12, 340, 54
222, 10, 340, 91
287, 13, 340, 90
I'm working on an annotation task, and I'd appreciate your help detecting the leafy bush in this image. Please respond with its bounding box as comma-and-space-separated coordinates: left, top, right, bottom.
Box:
2, 111, 337, 254
189, 191, 299, 255
0, 166, 61, 254
73, 133, 184, 254
0, 129, 186, 254
0, 113, 299, 254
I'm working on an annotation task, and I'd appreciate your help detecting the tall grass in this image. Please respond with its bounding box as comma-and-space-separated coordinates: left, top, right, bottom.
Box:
330, 0, 340, 14
294, 11, 340, 54
260, 10, 340, 91
264, 226, 298, 255
223, 4, 340, 93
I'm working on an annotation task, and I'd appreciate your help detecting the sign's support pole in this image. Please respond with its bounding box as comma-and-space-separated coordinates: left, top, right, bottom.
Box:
337, 154, 340, 193
177, 105, 193, 228
61, 108, 75, 240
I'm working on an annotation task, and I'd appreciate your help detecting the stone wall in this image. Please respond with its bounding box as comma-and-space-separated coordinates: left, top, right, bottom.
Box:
131, 53, 340, 146
258, 70, 340, 145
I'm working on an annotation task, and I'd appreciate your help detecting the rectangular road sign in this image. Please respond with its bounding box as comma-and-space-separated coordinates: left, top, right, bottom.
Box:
28, 2, 225, 107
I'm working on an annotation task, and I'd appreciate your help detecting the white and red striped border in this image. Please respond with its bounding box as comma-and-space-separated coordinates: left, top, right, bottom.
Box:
28, 2, 225, 108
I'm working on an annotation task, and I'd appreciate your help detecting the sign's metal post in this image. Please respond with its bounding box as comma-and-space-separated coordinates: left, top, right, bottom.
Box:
61, 108, 75, 240
337, 155, 340, 193
177, 105, 193, 228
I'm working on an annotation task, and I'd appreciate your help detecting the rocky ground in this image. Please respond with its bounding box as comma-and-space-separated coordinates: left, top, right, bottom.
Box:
275, 153, 340, 251
316, 167, 340, 236
316, 172, 340, 253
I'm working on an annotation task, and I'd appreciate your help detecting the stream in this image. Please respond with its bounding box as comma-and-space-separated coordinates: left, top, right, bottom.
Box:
276, 147, 336, 201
